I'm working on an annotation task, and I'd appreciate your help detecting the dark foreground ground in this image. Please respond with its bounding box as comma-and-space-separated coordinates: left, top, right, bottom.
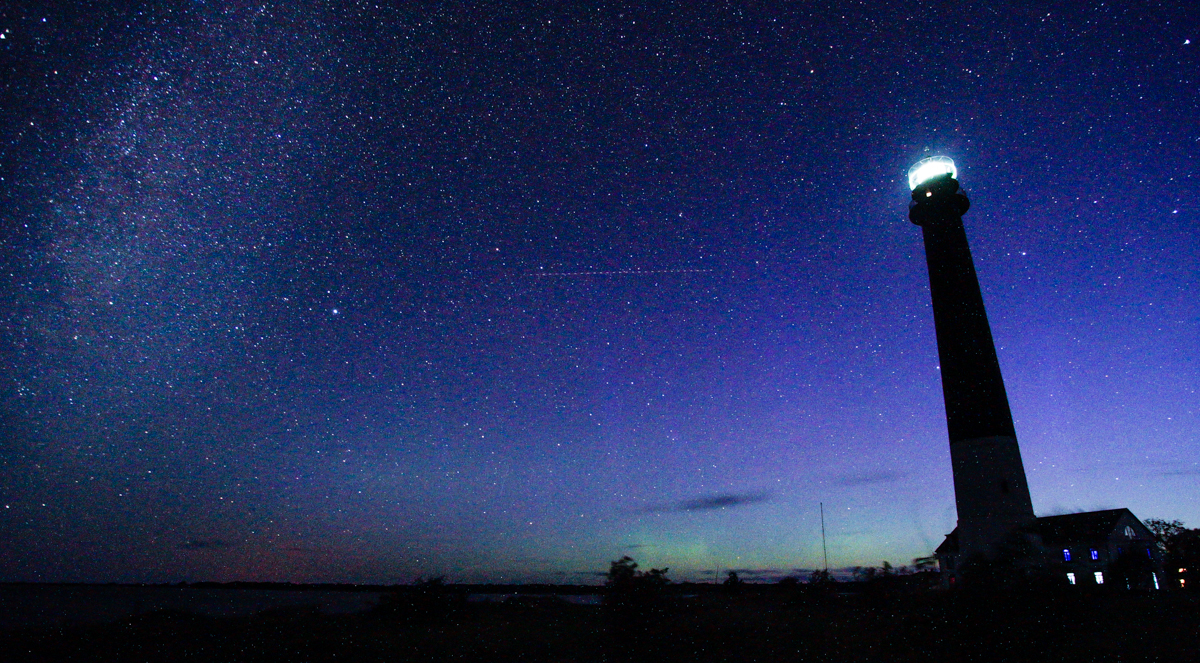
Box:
3, 586, 1198, 662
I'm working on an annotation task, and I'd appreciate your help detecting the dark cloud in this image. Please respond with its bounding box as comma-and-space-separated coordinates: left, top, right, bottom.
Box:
179, 539, 232, 551
679, 492, 770, 511
725, 568, 779, 578
642, 491, 771, 513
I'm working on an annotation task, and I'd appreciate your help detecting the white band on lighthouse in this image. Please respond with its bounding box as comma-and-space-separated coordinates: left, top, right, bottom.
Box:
908, 156, 957, 191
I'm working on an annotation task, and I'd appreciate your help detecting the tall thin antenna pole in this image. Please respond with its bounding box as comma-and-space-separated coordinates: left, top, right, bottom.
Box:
820, 502, 829, 573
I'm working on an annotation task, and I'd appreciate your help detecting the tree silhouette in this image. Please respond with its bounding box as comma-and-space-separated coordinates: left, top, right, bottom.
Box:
605, 557, 669, 609
1145, 518, 1200, 591
606, 556, 639, 588
605, 556, 669, 591
1144, 518, 1186, 545
807, 569, 833, 585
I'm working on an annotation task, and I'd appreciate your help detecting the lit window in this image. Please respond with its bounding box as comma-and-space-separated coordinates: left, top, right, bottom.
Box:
1094, 572, 1104, 585
1124, 526, 1136, 539
1090, 549, 1099, 561
1063, 548, 1072, 561
1066, 572, 1076, 585
1146, 548, 1153, 559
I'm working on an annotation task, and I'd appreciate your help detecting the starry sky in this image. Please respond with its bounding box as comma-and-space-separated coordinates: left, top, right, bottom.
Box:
2, 1, 1197, 585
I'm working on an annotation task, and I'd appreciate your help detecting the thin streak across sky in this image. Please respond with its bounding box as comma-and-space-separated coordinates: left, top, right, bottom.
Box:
531, 268, 715, 277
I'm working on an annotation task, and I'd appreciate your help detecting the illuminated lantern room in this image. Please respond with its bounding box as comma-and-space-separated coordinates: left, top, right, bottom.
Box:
908, 156, 957, 191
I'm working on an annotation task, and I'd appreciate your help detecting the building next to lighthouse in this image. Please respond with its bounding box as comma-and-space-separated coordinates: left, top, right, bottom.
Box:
906, 158, 1164, 589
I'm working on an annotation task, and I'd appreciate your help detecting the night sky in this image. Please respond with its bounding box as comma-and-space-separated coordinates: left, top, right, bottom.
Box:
2, 1, 1197, 585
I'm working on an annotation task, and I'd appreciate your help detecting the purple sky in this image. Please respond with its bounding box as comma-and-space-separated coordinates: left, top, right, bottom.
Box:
2, 1, 1197, 584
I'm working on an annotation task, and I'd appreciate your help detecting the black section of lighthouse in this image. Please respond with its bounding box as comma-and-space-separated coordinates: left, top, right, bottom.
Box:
909, 168, 1035, 561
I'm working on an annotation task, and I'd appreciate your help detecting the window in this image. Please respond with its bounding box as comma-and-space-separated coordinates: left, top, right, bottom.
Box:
1094, 571, 1104, 585
1066, 572, 1076, 585
1146, 548, 1154, 559
1062, 548, 1072, 561
1090, 549, 1099, 561
1124, 526, 1136, 539
1153, 573, 1160, 590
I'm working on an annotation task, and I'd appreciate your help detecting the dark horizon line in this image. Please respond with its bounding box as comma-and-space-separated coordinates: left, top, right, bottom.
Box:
0, 574, 890, 591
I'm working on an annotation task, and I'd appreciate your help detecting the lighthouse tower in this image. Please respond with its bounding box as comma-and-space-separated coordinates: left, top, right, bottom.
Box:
908, 158, 1036, 563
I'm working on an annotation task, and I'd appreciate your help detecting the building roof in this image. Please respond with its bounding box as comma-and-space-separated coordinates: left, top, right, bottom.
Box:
935, 529, 958, 555
935, 508, 1147, 555
1031, 508, 1135, 545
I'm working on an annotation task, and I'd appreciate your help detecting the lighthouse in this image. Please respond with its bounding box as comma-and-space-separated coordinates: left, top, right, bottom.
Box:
908, 157, 1036, 563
